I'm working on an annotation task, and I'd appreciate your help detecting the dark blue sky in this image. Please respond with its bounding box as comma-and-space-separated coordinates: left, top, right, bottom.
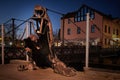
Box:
0, 0, 120, 31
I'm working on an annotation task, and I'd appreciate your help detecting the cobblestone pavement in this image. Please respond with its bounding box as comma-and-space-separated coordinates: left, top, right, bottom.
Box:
0, 60, 120, 80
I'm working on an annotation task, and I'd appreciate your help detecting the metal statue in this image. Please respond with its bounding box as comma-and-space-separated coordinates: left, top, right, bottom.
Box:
23, 5, 76, 77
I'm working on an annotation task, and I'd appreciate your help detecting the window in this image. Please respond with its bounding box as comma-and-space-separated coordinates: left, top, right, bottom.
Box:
78, 11, 81, 16
68, 19, 71, 24
108, 26, 110, 33
67, 28, 71, 35
74, 6, 95, 22
81, 8, 84, 15
105, 38, 107, 45
113, 28, 115, 34
87, 9, 90, 14
80, 16, 84, 21
108, 39, 110, 45
78, 17, 81, 21
74, 17, 77, 22
90, 10, 94, 19
116, 29, 119, 35
91, 25, 95, 33
83, 16, 86, 21
104, 25, 107, 33
74, 14, 78, 22
77, 27, 81, 34
84, 7, 87, 13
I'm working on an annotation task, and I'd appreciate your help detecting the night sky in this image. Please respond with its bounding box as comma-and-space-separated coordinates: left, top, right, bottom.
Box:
0, 0, 120, 31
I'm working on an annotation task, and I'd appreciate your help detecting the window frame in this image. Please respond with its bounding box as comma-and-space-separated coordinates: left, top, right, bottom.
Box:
67, 28, 71, 35
91, 25, 95, 33
77, 27, 81, 34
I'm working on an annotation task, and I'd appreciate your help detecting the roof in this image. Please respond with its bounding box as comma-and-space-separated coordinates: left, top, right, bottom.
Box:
113, 18, 120, 24
61, 4, 116, 19
61, 11, 76, 19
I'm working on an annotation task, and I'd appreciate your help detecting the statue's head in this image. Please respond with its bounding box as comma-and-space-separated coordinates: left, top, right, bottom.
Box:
33, 5, 46, 18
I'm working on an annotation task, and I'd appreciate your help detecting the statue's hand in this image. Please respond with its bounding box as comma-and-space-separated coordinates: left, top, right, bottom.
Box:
25, 47, 31, 52
36, 46, 41, 50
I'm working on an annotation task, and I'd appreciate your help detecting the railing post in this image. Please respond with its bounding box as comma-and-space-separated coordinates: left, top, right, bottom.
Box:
1, 24, 4, 64
26, 22, 29, 61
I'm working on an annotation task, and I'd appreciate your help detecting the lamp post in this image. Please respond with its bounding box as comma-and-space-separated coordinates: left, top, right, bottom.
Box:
85, 13, 90, 69
12, 18, 15, 41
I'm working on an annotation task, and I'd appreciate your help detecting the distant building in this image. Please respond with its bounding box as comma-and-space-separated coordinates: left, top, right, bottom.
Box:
60, 4, 120, 48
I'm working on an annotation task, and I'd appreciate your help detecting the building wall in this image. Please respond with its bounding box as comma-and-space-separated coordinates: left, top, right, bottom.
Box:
64, 18, 86, 40
102, 17, 120, 48
111, 19, 120, 47
89, 12, 103, 41
60, 12, 103, 46
60, 5, 120, 47
102, 17, 113, 48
